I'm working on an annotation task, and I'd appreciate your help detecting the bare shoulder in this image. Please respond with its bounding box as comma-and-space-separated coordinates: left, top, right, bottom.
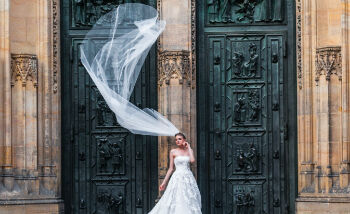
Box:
170, 148, 178, 156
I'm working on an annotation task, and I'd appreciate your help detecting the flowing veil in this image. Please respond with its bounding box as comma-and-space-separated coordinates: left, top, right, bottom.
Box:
80, 3, 179, 136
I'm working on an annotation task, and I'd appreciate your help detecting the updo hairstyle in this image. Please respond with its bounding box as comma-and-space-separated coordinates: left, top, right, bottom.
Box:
174, 132, 186, 139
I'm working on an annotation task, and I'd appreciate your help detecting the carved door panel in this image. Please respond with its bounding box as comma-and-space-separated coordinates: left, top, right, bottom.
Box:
198, 0, 297, 214
61, 1, 158, 214
208, 34, 286, 214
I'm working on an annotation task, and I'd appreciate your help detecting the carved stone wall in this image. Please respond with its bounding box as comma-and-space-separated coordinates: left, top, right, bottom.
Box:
297, 0, 350, 212
157, 0, 197, 198
0, 0, 62, 213
158, 50, 191, 86
315, 47, 342, 83
10, 54, 39, 196
11, 54, 38, 86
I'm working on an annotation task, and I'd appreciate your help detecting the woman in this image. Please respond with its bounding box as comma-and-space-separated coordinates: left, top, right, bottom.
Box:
149, 133, 202, 214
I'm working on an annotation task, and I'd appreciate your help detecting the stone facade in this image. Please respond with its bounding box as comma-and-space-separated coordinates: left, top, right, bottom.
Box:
1, 0, 350, 213
0, 0, 63, 213
296, 0, 350, 212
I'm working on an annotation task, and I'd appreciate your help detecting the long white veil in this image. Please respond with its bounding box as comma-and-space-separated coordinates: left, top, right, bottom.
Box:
80, 3, 179, 136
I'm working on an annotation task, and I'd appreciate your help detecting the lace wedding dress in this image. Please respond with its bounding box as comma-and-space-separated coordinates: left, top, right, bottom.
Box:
149, 156, 202, 214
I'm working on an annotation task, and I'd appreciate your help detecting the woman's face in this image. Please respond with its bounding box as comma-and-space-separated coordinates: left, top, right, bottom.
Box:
175, 135, 185, 147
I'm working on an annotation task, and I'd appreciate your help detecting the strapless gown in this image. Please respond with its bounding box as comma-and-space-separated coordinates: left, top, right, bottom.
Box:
148, 155, 202, 214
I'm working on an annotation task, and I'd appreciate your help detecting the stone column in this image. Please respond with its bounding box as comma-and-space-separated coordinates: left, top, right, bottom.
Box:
0, 0, 63, 213
157, 0, 196, 196
297, 0, 350, 212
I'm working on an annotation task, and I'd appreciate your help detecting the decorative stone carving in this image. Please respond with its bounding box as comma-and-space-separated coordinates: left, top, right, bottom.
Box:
52, 0, 59, 93
296, 0, 302, 89
158, 50, 191, 86
315, 47, 342, 84
11, 54, 38, 87
207, 0, 283, 24
191, 0, 196, 89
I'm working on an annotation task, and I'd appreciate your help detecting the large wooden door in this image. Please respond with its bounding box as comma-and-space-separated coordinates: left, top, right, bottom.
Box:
197, 1, 297, 213
61, 1, 159, 213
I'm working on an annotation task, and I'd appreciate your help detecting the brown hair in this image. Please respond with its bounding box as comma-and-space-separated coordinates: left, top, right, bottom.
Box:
175, 132, 186, 139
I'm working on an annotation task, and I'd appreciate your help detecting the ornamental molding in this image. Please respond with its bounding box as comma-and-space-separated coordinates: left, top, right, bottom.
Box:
158, 50, 191, 86
315, 46, 342, 84
11, 54, 38, 87
296, 0, 302, 89
52, 0, 59, 93
191, 0, 196, 88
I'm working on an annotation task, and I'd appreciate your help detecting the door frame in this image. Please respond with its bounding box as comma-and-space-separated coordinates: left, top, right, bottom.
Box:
196, 0, 297, 213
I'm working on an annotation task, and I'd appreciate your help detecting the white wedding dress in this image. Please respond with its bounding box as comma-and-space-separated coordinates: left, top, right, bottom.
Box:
149, 156, 202, 214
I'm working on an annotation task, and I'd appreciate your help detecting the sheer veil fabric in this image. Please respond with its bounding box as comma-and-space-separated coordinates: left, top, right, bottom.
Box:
80, 3, 179, 136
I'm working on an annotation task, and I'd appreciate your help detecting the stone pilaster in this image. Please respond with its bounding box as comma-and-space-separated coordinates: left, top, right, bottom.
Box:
157, 0, 196, 197
0, 0, 12, 196
297, 0, 350, 212
339, 0, 350, 190
0, 0, 62, 213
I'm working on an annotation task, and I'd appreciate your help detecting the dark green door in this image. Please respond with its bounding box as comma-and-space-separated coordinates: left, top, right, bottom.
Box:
197, 1, 297, 213
61, 1, 158, 213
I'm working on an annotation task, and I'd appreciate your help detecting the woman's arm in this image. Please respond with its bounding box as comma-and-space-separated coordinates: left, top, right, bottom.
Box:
185, 142, 196, 164
159, 149, 175, 191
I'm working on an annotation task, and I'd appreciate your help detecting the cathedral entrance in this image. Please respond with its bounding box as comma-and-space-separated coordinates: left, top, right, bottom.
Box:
197, 0, 297, 213
61, 1, 159, 213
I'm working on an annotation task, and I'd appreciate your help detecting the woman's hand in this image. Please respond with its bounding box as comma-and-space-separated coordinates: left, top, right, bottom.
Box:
159, 183, 166, 191
183, 141, 191, 150
184, 141, 196, 164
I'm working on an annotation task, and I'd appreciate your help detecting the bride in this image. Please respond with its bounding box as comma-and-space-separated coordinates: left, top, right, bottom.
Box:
149, 133, 202, 214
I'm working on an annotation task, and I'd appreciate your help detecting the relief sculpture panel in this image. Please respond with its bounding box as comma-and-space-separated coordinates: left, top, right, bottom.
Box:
72, 0, 152, 27
226, 36, 264, 81
234, 187, 255, 214
92, 86, 119, 127
207, 0, 284, 24
235, 142, 259, 173
230, 183, 263, 214
232, 89, 261, 125
94, 184, 125, 214
231, 43, 259, 78
96, 136, 125, 175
